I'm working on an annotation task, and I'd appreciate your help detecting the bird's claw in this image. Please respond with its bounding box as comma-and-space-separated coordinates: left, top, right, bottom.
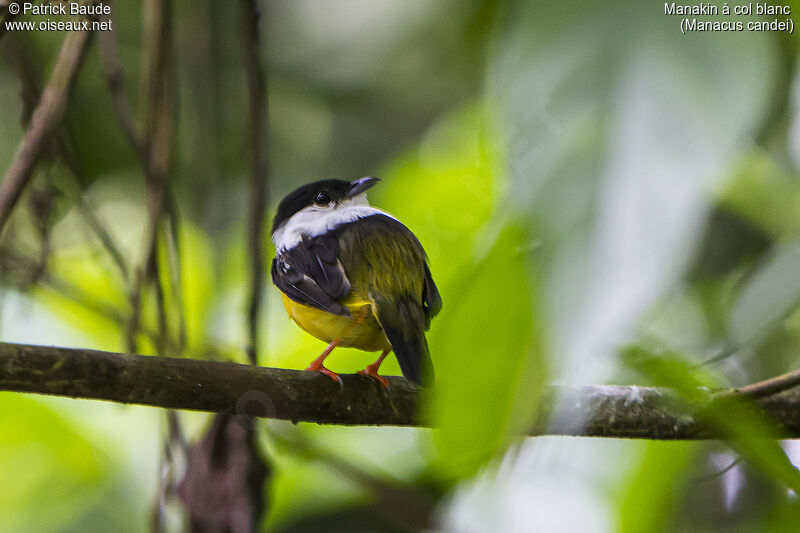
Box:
306, 364, 343, 388
358, 367, 390, 390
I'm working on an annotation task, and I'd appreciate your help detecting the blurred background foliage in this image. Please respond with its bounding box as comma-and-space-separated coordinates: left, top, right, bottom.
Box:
2, 0, 800, 531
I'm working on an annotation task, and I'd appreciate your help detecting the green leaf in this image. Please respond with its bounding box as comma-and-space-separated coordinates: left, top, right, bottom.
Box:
617, 441, 699, 533
729, 241, 800, 347
378, 104, 497, 284
488, 0, 775, 377
427, 223, 546, 480
0, 395, 115, 532
721, 151, 800, 238
624, 347, 800, 495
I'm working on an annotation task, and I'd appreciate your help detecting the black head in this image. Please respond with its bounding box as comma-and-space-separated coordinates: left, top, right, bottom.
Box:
272, 177, 380, 232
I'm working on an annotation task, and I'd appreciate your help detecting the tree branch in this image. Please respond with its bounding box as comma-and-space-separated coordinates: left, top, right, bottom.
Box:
127, 0, 173, 353
9, 48, 130, 280
4, 341, 800, 439
726, 367, 800, 400
240, 0, 270, 366
0, 28, 92, 235
98, 16, 147, 164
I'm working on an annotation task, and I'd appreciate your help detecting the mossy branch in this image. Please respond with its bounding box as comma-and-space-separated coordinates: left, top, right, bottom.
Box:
3, 341, 800, 439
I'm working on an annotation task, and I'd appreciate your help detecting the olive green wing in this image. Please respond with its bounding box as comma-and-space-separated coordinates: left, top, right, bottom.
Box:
336, 214, 440, 385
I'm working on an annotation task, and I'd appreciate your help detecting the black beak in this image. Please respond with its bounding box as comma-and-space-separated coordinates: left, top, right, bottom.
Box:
346, 176, 380, 198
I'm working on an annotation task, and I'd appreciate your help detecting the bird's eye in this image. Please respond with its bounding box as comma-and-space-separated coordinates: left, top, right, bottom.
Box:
314, 192, 330, 205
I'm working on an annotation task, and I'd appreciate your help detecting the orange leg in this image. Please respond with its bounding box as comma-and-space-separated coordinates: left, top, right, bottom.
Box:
358, 349, 391, 389
306, 340, 342, 386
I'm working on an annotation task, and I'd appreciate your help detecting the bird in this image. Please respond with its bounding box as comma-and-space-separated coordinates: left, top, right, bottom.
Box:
270, 176, 441, 387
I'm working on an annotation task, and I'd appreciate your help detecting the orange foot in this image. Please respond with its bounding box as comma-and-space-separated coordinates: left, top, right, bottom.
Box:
305, 340, 342, 387
358, 362, 390, 390
306, 360, 343, 387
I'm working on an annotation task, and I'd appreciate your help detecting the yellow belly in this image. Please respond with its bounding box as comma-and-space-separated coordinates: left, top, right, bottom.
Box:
281, 293, 390, 352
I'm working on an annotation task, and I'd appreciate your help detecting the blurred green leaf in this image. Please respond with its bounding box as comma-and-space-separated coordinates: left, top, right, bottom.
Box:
622, 345, 716, 399
488, 0, 775, 379
35, 254, 128, 351
766, 498, 800, 533
0, 394, 134, 532
427, 223, 545, 480
378, 104, 497, 283
617, 441, 698, 533
158, 219, 215, 354
722, 150, 800, 238
729, 241, 800, 348
265, 445, 368, 531
624, 347, 800, 495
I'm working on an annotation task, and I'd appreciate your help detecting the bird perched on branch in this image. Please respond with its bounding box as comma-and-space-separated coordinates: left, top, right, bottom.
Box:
271, 177, 441, 387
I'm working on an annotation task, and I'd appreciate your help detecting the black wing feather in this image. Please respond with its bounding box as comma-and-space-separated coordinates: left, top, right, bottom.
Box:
271, 233, 351, 317
372, 294, 435, 386
422, 263, 441, 328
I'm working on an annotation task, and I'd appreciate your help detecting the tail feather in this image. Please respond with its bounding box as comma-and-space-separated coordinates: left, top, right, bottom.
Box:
382, 326, 434, 386
373, 296, 434, 386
